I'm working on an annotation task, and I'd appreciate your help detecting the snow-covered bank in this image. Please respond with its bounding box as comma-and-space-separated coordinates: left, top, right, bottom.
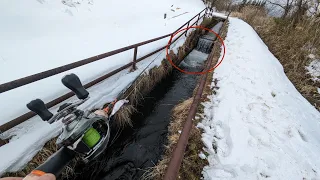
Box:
306, 59, 320, 82
198, 18, 320, 179
0, 0, 205, 175
0, 0, 205, 125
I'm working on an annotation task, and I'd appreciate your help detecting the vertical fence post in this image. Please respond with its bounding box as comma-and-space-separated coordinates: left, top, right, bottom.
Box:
185, 21, 190, 37
132, 47, 138, 70
196, 13, 200, 26
168, 33, 173, 50
204, 8, 207, 18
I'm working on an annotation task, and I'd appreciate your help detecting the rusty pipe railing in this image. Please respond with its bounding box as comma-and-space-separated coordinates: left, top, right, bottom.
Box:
164, 45, 215, 180
164, 18, 226, 179
0, 33, 171, 94
0, 8, 208, 133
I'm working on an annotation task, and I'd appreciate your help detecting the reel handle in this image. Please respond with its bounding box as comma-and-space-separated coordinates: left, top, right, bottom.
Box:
27, 99, 53, 121
62, 74, 89, 100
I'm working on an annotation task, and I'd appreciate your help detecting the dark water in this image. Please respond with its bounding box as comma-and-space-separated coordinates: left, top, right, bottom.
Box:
73, 50, 209, 180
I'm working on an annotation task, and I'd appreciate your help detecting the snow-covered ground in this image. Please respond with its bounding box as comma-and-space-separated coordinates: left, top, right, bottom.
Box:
0, 0, 205, 175
306, 58, 320, 82
198, 18, 320, 179
0, 0, 205, 125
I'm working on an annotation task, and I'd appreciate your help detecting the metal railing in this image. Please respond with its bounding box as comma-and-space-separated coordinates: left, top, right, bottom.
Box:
0, 8, 208, 133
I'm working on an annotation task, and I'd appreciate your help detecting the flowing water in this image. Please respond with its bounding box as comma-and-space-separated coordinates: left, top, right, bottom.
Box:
195, 38, 214, 54
72, 23, 222, 180
195, 21, 223, 54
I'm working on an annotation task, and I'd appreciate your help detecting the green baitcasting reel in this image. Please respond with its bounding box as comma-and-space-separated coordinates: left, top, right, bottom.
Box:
26, 73, 118, 176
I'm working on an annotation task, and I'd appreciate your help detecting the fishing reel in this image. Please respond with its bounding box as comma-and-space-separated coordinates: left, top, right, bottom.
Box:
27, 74, 110, 163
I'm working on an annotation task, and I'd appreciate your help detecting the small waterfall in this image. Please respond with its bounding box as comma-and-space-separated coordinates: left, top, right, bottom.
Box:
195, 37, 213, 54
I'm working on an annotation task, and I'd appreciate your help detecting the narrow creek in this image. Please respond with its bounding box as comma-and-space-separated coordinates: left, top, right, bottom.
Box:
73, 22, 223, 180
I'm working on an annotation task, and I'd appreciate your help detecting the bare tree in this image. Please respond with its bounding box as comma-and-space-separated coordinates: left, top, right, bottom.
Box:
308, 0, 320, 17
267, 0, 294, 18
292, 0, 309, 24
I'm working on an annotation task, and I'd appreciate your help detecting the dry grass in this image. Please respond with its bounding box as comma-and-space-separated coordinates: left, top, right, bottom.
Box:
113, 53, 177, 127
232, 6, 320, 110
231, 6, 270, 28
113, 104, 136, 127
0, 138, 9, 146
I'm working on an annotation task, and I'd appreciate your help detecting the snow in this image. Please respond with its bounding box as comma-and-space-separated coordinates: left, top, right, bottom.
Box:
0, 0, 205, 175
306, 59, 320, 82
210, 12, 228, 19
0, 122, 62, 173
110, 99, 129, 116
0, 30, 190, 175
198, 18, 320, 179
309, 54, 316, 59
0, 0, 205, 125
199, 152, 207, 160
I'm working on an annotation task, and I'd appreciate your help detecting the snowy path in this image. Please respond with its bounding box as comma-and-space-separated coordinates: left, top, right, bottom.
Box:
198, 18, 320, 179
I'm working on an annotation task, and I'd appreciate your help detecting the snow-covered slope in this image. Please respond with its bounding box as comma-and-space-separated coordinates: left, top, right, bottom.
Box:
0, 0, 205, 125
0, 0, 205, 175
198, 18, 320, 179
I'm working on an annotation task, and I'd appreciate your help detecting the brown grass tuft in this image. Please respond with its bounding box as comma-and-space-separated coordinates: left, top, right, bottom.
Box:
231, 5, 269, 27
114, 104, 136, 127
0, 139, 9, 146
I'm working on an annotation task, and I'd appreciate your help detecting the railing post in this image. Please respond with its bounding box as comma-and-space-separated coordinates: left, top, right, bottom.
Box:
196, 14, 200, 26
204, 8, 207, 18
185, 21, 190, 37
168, 33, 173, 50
132, 47, 138, 70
